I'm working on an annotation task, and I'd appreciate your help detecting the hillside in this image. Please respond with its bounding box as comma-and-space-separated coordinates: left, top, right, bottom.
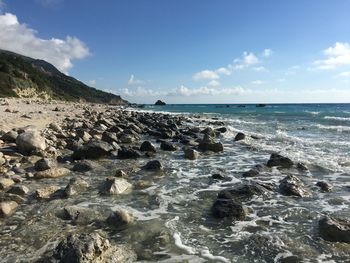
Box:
0, 50, 127, 104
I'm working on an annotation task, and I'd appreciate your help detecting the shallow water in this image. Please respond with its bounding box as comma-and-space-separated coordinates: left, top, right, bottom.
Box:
1, 105, 350, 262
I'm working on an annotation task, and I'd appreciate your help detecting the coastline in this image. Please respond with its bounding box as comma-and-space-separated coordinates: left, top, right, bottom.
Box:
0, 98, 349, 262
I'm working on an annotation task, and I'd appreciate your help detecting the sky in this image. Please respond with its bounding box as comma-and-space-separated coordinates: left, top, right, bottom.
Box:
0, 0, 350, 104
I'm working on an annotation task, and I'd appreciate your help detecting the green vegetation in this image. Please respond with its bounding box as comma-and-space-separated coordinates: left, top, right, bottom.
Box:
0, 50, 127, 104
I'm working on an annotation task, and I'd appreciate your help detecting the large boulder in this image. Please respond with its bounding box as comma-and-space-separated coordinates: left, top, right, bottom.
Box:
72, 140, 113, 160
198, 134, 223, 153
16, 130, 46, 154
142, 160, 163, 171
183, 148, 199, 160
35, 158, 57, 171
234, 132, 245, 141
72, 160, 99, 172
117, 147, 141, 159
160, 141, 177, 151
34, 167, 70, 179
140, 141, 156, 152
279, 175, 310, 197
100, 178, 132, 195
267, 153, 293, 168
64, 177, 89, 197
106, 209, 134, 227
52, 232, 137, 263
212, 198, 245, 220
319, 216, 350, 243
218, 183, 268, 201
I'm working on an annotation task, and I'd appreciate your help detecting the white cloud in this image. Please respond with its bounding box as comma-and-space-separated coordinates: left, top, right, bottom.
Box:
263, 49, 272, 57
215, 67, 231, 75
253, 66, 268, 72
0, 12, 90, 73
337, 71, 350, 78
36, 0, 62, 7
169, 85, 249, 97
313, 42, 350, 70
193, 70, 220, 81
128, 74, 144, 85
234, 52, 259, 67
251, 80, 264, 85
207, 80, 220, 87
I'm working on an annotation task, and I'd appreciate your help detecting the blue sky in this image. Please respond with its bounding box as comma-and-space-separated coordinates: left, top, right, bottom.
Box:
0, 0, 350, 103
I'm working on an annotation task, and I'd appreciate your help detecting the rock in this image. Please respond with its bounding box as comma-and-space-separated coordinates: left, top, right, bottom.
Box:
72, 160, 99, 172
267, 153, 293, 168
218, 184, 267, 201
101, 132, 119, 144
183, 148, 199, 160
140, 141, 156, 152
61, 206, 98, 225
115, 170, 127, 178
212, 173, 226, 180
242, 169, 260, 177
212, 198, 245, 220
0, 201, 18, 218
35, 185, 61, 199
155, 100, 166, 105
234, 132, 245, 141
76, 130, 92, 142
101, 178, 132, 195
49, 123, 62, 132
319, 216, 350, 243
107, 209, 134, 226
279, 175, 310, 197
216, 127, 227, 133
72, 140, 113, 159
0, 178, 15, 190
142, 160, 163, 171
198, 134, 224, 153
52, 233, 137, 263
119, 134, 135, 144
1, 130, 18, 143
296, 162, 308, 171
64, 177, 89, 197
35, 158, 57, 171
16, 130, 46, 154
160, 141, 177, 151
34, 167, 70, 179
117, 147, 141, 159
316, 181, 332, 192
7, 185, 29, 196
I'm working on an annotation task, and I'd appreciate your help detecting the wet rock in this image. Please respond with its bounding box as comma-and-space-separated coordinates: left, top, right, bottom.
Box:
267, 153, 293, 168
183, 148, 199, 160
72, 140, 113, 160
155, 100, 166, 105
35, 185, 61, 199
107, 209, 134, 227
160, 141, 177, 151
279, 175, 310, 197
216, 127, 227, 133
64, 177, 89, 197
34, 167, 70, 179
218, 184, 267, 201
234, 132, 245, 141
52, 232, 137, 263
1, 130, 18, 143
7, 185, 29, 196
16, 130, 46, 154
72, 160, 99, 172
119, 133, 136, 144
319, 216, 350, 243
117, 147, 141, 159
242, 169, 260, 177
142, 160, 163, 171
212, 173, 227, 180
115, 169, 127, 178
316, 181, 332, 192
198, 134, 223, 153
101, 178, 132, 195
61, 206, 99, 225
101, 131, 119, 144
0, 178, 15, 190
140, 141, 156, 152
0, 201, 18, 218
212, 198, 246, 220
296, 162, 308, 171
35, 158, 57, 171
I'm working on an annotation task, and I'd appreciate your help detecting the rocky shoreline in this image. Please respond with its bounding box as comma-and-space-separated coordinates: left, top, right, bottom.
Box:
0, 99, 349, 262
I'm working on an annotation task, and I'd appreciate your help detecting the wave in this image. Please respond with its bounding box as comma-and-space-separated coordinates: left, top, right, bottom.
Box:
316, 124, 350, 132
324, 116, 350, 121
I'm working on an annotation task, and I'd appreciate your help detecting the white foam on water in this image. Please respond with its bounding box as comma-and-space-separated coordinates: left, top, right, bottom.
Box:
324, 116, 350, 121
173, 232, 196, 254
200, 248, 230, 263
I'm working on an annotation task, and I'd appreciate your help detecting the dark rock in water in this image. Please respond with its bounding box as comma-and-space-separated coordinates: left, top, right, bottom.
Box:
60, 205, 98, 225
216, 127, 227, 133
160, 141, 177, 151
296, 162, 308, 171
242, 169, 260, 177
212, 198, 245, 220
142, 160, 163, 171
267, 153, 294, 168
64, 177, 89, 197
198, 134, 223, 153
155, 100, 166, 105
319, 216, 350, 243
106, 209, 134, 227
316, 181, 332, 192
140, 141, 156, 152
183, 148, 199, 160
51, 233, 137, 262
201, 127, 216, 137
279, 175, 310, 197
7, 185, 29, 196
72, 160, 98, 172
117, 147, 141, 159
211, 173, 228, 180
218, 184, 267, 201
234, 132, 245, 141
35, 158, 57, 171
72, 140, 113, 159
